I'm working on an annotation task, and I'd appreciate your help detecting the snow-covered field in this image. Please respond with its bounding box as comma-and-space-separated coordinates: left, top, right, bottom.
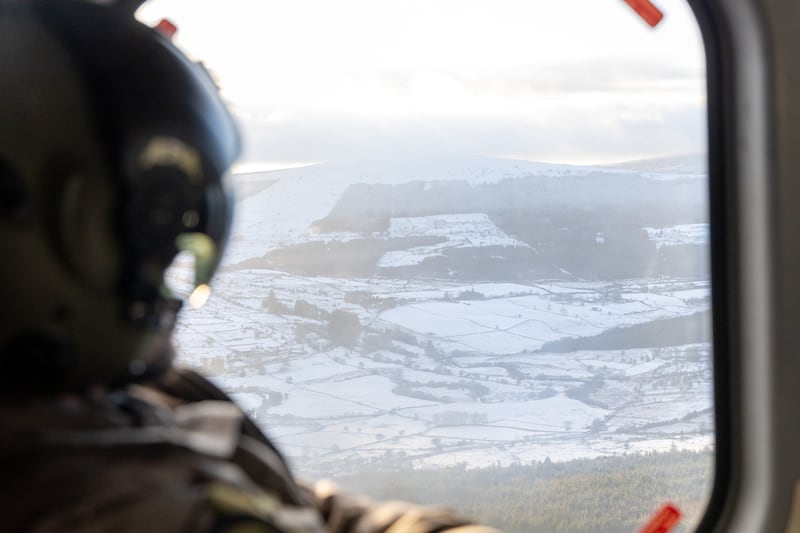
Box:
378, 213, 528, 268
170, 155, 713, 477
173, 267, 713, 476
645, 224, 709, 249
378, 284, 704, 354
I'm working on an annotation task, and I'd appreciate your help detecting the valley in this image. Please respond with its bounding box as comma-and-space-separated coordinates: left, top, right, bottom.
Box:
168, 155, 713, 479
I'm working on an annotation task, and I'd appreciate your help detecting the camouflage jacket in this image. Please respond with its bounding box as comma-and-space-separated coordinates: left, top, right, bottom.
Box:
0, 368, 500, 533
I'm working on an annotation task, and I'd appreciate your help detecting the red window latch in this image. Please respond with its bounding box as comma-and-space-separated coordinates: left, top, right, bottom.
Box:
624, 0, 664, 27
639, 503, 682, 533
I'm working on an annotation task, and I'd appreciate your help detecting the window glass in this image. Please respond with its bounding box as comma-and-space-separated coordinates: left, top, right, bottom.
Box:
141, 2, 713, 531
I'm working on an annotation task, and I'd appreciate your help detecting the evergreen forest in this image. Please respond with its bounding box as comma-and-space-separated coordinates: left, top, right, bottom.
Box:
333, 449, 713, 533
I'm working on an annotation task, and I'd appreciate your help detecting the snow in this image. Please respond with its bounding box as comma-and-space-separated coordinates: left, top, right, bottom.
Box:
623, 360, 667, 376
379, 250, 442, 268
380, 290, 445, 301
463, 366, 509, 377
604, 154, 707, 179
229, 392, 264, 412
439, 331, 546, 355
668, 287, 711, 302
278, 430, 379, 451
406, 394, 608, 430
378, 287, 703, 355
174, 269, 713, 474
452, 283, 546, 297
282, 354, 360, 383
644, 223, 709, 249
269, 388, 381, 417
376, 283, 552, 308
308, 375, 438, 410
427, 425, 538, 442
377, 213, 528, 267
326, 414, 430, 434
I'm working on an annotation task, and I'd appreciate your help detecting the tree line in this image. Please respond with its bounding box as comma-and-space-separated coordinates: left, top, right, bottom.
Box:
333, 448, 713, 533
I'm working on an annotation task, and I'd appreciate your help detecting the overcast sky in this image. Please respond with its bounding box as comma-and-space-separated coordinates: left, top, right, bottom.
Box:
137, 0, 706, 169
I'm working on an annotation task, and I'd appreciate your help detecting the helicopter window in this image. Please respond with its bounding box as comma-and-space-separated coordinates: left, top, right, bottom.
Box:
141, 1, 713, 531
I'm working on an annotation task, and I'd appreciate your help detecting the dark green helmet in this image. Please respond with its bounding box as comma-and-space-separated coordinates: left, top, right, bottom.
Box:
0, 0, 240, 393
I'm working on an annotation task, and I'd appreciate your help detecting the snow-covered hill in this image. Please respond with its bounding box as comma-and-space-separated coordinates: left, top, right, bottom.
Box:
224, 155, 707, 267
602, 154, 706, 179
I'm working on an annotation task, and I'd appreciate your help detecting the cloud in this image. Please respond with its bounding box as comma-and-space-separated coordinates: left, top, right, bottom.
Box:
140, 0, 707, 165
236, 97, 706, 165
228, 53, 706, 166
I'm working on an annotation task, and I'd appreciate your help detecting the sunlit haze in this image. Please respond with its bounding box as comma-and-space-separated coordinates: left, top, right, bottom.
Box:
138, 0, 705, 167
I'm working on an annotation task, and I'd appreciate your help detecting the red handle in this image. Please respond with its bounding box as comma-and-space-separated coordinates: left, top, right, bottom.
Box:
624, 0, 664, 27
639, 503, 682, 533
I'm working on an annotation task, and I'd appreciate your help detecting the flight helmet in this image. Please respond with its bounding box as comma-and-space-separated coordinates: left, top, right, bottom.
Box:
0, 0, 240, 393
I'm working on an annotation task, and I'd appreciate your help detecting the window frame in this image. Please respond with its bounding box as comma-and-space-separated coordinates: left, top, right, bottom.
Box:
692, 0, 800, 531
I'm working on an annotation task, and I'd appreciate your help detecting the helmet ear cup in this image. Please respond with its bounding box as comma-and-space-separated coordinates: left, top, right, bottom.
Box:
41, 153, 120, 292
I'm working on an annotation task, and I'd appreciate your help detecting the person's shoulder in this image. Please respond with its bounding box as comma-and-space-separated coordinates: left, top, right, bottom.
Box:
0, 383, 326, 533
